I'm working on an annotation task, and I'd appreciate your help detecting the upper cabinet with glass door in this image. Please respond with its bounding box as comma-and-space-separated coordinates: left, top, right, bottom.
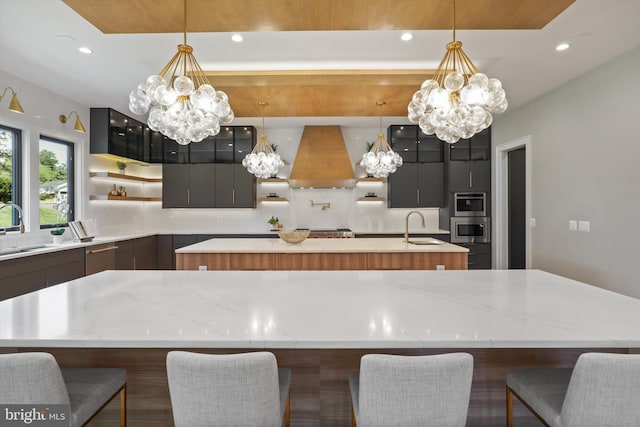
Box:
90, 108, 146, 162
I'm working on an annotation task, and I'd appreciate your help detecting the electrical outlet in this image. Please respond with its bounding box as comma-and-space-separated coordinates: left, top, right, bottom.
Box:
436, 265, 445, 271
198, 265, 207, 271
530, 218, 536, 228
578, 220, 590, 232
569, 220, 577, 231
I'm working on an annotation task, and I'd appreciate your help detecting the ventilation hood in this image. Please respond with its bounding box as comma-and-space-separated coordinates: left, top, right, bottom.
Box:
289, 126, 356, 188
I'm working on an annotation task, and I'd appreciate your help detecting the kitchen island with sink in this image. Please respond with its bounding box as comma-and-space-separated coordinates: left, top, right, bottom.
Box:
2, 269, 639, 425
175, 237, 469, 270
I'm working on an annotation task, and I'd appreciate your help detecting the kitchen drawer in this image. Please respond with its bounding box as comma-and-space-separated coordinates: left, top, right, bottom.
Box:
456, 243, 491, 269
467, 253, 491, 269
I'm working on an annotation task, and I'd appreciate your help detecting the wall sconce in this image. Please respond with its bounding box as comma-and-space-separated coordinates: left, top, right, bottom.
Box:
0, 86, 25, 114
59, 111, 86, 133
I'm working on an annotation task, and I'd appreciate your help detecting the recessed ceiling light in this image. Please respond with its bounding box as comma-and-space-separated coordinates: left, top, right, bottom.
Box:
555, 43, 570, 52
78, 46, 93, 54
231, 34, 243, 43
401, 32, 413, 41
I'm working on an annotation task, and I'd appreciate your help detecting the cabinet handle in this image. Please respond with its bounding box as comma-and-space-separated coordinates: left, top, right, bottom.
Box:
187, 188, 190, 205
232, 189, 235, 205
416, 188, 420, 205
469, 171, 473, 188
87, 245, 119, 254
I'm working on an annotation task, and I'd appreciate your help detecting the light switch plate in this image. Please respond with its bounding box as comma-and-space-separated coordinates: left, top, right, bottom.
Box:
578, 220, 590, 232
569, 220, 577, 231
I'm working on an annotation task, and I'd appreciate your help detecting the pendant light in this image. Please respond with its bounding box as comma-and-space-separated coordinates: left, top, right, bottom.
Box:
242, 102, 284, 179
360, 101, 403, 178
129, 0, 233, 145
408, 0, 508, 144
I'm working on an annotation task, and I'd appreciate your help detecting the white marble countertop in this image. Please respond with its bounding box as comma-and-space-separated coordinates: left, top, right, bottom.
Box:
1, 269, 639, 349
175, 237, 468, 254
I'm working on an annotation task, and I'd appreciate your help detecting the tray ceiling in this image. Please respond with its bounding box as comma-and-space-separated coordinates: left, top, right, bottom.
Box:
61, 0, 574, 118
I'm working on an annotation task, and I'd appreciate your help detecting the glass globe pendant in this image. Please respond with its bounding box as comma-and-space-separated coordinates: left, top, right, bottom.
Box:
242, 102, 285, 179
360, 101, 403, 178
129, 0, 233, 145
407, 0, 507, 144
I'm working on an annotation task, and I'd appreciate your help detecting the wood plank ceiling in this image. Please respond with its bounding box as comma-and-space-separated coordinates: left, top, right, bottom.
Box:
63, 0, 574, 118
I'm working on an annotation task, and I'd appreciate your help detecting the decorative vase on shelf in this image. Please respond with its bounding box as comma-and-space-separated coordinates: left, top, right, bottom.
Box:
116, 161, 127, 175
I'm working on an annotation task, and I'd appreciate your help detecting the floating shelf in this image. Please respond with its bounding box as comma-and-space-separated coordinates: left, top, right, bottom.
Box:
357, 196, 386, 202
90, 195, 162, 202
357, 177, 387, 183
89, 172, 162, 183
258, 197, 289, 202
257, 178, 289, 183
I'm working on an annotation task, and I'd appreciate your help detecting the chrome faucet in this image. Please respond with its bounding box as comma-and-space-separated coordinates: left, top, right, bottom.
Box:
0, 203, 25, 234
405, 210, 425, 244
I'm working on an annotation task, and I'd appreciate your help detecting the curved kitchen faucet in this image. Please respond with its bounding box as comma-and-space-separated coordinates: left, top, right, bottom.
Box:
405, 210, 425, 244
0, 203, 25, 234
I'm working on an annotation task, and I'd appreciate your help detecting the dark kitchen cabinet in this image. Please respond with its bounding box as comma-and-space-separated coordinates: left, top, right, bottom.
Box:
0, 248, 85, 301
456, 242, 491, 269
162, 164, 190, 208
388, 125, 445, 208
214, 164, 255, 208
449, 160, 491, 192
90, 108, 146, 162
162, 163, 217, 208
115, 236, 158, 270
449, 128, 491, 192
147, 130, 169, 163
161, 126, 255, 208
189, 164, 217, 208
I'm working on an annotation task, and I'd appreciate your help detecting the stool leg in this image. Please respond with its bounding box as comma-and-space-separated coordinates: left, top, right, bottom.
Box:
506, 386, 513, 427
120, 385, 126, 427
351, 405, 356, 427
284, 395, 290, 427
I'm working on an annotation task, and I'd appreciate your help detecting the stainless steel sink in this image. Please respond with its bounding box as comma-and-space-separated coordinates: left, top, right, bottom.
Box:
407, 238, 444, 245
0, 244, 46, 255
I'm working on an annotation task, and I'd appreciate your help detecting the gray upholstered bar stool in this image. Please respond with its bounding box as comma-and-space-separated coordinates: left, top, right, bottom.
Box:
506, 352, 640, 427
0, 352, 126, 427
349, 353, 474, 427
166, 351, 291, 427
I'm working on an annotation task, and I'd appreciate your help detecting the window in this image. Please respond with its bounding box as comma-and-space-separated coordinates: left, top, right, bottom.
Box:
0, 125, 22, 231
39, 136, 74, 228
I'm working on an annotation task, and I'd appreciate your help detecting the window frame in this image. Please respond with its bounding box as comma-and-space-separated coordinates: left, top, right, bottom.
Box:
39, 135, 75, 229
0, 124, 22, 231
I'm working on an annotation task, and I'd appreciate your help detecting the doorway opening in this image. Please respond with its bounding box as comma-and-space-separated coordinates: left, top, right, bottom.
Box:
495, 136, 532, 269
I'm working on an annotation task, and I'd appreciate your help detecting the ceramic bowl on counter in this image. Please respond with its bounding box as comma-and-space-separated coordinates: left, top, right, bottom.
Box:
277, 229, 310, 244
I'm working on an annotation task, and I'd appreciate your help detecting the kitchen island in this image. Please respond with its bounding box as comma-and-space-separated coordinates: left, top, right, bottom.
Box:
1, 269, 639, 426
175, 237, 469, 270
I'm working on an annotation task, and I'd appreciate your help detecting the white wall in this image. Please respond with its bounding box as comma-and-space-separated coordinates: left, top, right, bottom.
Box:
0, 70, 89, 246
492, 46, 640, 298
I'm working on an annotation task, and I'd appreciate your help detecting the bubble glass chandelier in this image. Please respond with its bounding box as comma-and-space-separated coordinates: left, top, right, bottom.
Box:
360, 101, 403, 178
242, 102, 284, 179
407, 0, 508, 144
129, 0, 233, 145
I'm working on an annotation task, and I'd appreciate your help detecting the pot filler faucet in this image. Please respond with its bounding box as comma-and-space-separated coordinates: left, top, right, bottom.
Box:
405, 210, 425, 244
0, 203, 25, 234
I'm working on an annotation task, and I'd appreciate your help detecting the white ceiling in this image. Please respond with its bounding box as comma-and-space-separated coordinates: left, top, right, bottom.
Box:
1, 0, 640, 128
